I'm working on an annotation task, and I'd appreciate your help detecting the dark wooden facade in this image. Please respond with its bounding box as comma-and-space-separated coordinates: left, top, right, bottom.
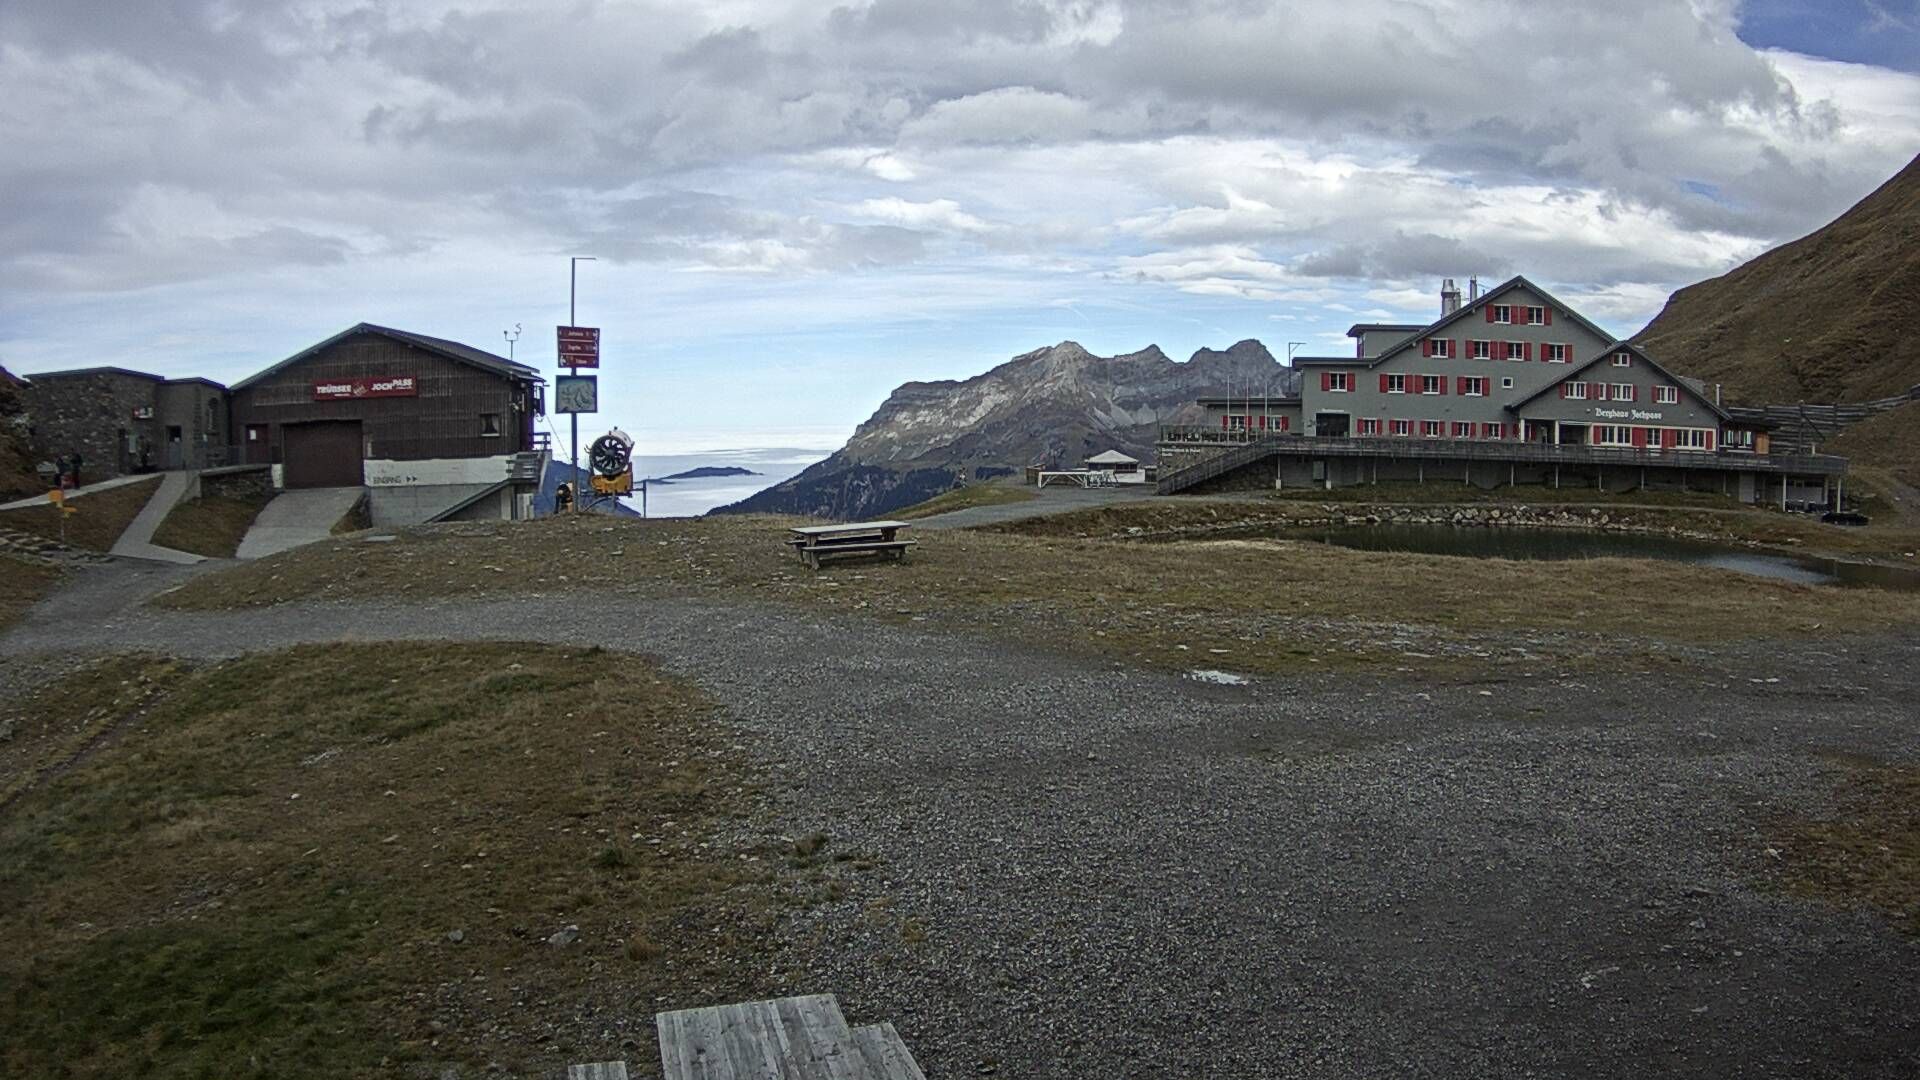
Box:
230, 329, 540, 473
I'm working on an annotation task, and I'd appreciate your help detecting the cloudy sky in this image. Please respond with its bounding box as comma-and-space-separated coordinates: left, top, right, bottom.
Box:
2, 0, 1917, 454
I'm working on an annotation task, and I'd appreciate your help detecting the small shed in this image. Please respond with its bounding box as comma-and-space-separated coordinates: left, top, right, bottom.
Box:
1085, 449, 1140, 474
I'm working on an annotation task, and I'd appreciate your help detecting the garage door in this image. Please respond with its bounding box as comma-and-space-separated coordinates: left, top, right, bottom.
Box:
282, 420, 364, 488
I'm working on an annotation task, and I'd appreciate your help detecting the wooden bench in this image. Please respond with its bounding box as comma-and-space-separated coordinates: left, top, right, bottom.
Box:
786, 521, 916, 569
652, 994, 927, 1080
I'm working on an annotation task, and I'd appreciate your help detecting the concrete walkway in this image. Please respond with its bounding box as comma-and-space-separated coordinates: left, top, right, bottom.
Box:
109, 471, 204, 565
0, 472, 157, 511
235, 486, 364, 560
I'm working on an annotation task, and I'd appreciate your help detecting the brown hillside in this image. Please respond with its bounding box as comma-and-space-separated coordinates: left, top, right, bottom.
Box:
0, 367, 42, 499
1633, 153, 1920, 404
1829, 400, 1920, 492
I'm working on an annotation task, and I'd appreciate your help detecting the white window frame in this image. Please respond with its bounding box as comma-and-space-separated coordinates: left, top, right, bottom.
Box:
1612, 352, 1632, 367
1674, 428, 1708, 450
1491, 304, 1511, 324
1227, 414, 1247, 431
1527, 306, 1545, 325
1328, 372, 1352, 392
1386, 373, 1406, 394
1463, 377, 1487, 397
1483, 422, 1504, 440
1654, 385, 1679, 404
1451, 421, 1474, 438
1544, 343, 1567, 363
1390, 419, 1411, 437
1358, 418, 1381, 436
1506, 341, 1527, 361
1501, 377, 1514, 389
1429, 338, 1452, 358
1592, 425, 1633, 447
1566, 382, 1588, 400
1610, 382, 1633, 401
1470, 339, 1491, 360
1420, 375, 1442, 395
1421, 420, 1443, 439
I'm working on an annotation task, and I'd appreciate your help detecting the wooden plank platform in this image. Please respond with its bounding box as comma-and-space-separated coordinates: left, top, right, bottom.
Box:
850, 1023, 927, 1080
656, 995, 926, 1080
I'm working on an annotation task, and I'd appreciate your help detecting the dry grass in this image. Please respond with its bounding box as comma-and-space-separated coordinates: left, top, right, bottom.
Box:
894, 482, 1037, 519
153, 513, 1920, 675
1830, 402, 1920, 498
0, 655, 187, 807
0, 476, 160, 552
1772, 761, 1920, 936
150, 491, 274, 558
0, 642, 788, 1079
0, 558, 63, 633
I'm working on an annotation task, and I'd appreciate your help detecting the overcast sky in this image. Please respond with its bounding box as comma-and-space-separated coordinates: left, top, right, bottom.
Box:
3, 0, 1917, 453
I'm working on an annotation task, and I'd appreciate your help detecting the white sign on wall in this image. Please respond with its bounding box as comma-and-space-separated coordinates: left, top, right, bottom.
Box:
1593, 407, 1664, 421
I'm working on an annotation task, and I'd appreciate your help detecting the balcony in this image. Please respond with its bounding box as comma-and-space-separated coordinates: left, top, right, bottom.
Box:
1155, 428, 1848, 478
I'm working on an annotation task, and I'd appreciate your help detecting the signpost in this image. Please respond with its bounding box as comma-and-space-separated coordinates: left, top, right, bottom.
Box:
556, 326, 600, 367
562, 256, 598, 510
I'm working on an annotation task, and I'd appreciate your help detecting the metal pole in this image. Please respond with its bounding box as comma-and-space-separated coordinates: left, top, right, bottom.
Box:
567, 257, 595, 512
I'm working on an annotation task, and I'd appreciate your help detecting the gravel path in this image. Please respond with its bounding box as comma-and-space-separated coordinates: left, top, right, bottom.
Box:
5, 561, 1919, 1078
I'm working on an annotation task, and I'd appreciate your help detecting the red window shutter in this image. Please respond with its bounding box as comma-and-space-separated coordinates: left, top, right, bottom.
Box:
1485, 305, 1495, 323
1422, 339, 1431, 357
1281, 416, 1290, 432
1379, 374, 1389, 392
1321, 372, 1331, 391
1632, 428, 1646, 448
1456, 377, 1467, 395
1544, 308, 1553, 326
1221, 415, 1229, 430
1631, 385, 1639, 402
1439, 378, 1449, 396
1524, 342, 1534, 361
1706, 430, 1716, 451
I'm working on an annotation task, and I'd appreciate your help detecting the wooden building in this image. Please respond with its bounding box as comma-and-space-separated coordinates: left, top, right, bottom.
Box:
229, 324, 546, 523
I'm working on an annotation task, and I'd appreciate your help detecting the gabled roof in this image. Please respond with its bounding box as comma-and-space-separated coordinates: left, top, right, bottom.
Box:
1085, 449, 1139, 465
1344, 322, 1425, 337
1289, 355, 1357, 366
1363, 275, 1618, 369
231, 322, 543, 392
1504, 341, 1732, 420
161, 376, 228, 391
22, 365, 164, 381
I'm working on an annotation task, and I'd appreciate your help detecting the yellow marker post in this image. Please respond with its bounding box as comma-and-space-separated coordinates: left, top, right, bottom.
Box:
48, 488, 76, 542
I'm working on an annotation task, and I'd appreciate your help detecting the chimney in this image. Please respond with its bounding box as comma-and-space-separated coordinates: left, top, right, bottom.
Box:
1468, 276, 1481, 302
1440, 278, 1462, 316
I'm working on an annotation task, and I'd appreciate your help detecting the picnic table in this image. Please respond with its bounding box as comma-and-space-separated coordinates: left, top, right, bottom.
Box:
785, 520, 916, 569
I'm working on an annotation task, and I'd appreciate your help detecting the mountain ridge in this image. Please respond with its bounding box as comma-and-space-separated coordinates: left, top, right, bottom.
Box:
1633, 152, 1920, 404
718, 339, 1293, 519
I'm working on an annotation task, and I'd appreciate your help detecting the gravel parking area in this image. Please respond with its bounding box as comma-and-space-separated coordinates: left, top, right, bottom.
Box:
4, 561, 1918, 1078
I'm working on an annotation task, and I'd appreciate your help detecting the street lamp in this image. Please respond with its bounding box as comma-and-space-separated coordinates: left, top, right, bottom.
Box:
567, 257, 596, 509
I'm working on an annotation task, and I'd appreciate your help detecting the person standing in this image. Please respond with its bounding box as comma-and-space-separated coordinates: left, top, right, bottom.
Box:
69, 451, 84, 488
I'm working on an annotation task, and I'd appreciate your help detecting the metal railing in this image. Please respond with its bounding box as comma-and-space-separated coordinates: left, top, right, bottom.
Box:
1154, 430, 1848, 494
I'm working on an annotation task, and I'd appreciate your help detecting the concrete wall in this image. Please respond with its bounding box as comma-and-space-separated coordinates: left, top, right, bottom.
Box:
363, 454, 512, 487
196, 465, 274, 501
367, 482, 506, 526
154, 381, 230, 469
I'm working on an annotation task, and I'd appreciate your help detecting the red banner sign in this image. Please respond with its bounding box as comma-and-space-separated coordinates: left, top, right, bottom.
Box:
312, 376, 418, 400
557, 325, 600, 368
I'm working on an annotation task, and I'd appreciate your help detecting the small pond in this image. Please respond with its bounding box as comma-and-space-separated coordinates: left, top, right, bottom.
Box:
1264, 524, 1920, 591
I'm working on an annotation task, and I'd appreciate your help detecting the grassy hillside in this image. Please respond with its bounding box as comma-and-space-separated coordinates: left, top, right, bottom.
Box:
1633, 153, 1920, 404
0, 476, 159, 552
0, 369, 41, 500
0, 644, 789, 1079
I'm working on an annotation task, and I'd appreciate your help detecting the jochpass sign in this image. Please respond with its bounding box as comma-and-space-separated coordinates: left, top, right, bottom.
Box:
556, 326, 600, 368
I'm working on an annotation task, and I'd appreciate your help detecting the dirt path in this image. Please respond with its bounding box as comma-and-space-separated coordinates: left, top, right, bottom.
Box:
4, 564, 1919, 1078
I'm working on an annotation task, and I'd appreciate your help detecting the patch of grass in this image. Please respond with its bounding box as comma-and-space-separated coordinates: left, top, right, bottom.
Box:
1259, 481, 1747, 509
894, 483, 1037, 519
0, 654, 187, 807
1772, 761, 1920, 936
0, 557, 63, 633
150, 491, 274, 558
0, 643, 784, 1079
0, 476, 161, 553
152, 514, 1920, 676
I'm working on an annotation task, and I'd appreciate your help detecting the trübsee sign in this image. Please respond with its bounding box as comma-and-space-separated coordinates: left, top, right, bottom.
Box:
312, 376, 418, 400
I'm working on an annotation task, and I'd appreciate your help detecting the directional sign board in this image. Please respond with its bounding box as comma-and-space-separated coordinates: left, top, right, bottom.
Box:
556, 326, 600, 368
555, 374, 598, 414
